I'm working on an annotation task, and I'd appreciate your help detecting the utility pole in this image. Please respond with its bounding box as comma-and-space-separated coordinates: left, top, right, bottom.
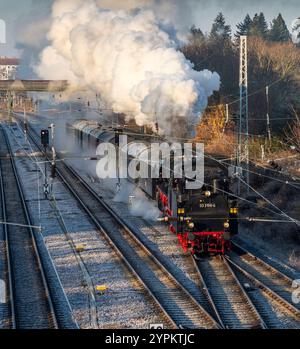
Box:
237, 36, 250, 196
49, 124, 56, 199
7, 91, 13, 124
266, 86, 272, 144
223, 104, 229, 133
41, 129, 50, 198
261, 144, 265, 162
36, 99, 40, 113
24, 106, 28, 138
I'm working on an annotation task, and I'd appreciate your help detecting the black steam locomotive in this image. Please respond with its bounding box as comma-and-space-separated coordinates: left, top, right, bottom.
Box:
154, 158, 238, 255
70, 120, 238, 255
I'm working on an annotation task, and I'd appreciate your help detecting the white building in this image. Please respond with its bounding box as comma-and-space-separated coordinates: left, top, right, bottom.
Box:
0, 57, 19, 80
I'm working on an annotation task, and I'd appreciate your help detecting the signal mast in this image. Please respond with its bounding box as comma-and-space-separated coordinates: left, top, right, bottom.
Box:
236, 35, 250, 196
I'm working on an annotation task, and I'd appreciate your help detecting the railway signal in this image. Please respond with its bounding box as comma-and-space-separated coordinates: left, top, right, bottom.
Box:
40, 126, 57, 199
115, 128, 123, 190
266, 86, 272, 144
48, 124, 57, 197
41, 129, 50, 198
41, 129, 49, 147
7, 91, 13, 124
23, 107, 28, 135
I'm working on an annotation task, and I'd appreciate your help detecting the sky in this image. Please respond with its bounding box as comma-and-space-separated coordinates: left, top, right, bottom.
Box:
0, 0, 299, 57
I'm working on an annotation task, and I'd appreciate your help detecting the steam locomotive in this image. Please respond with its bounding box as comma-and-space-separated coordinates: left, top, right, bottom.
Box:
69, 119, 238, 255
154, 158, 238, 255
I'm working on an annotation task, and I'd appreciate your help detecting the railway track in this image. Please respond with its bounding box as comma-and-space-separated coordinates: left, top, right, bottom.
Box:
23, 121, 220, 329
48, 197, 99, 329
226, 242, 300, 321
194, 255, 266, 329
14, 114, 300, 329
0, 125, 58, 329
226, 259, 300, 328
107, 204, 218, 321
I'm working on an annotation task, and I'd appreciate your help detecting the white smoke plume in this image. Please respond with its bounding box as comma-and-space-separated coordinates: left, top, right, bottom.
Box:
114, 180, 160, 221
291, 18, 300, 43
37, 0, 220, 137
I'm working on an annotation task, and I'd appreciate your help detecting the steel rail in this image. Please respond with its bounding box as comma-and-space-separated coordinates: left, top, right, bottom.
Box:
0, 125, 58, 328
226, 242, 300, 319
195, 255, 266, 329
26, 122, 220, 329
0, 132, 15, 328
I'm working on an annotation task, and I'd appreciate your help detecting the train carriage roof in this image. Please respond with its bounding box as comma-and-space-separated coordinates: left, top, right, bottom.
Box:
71, 120, 230, 177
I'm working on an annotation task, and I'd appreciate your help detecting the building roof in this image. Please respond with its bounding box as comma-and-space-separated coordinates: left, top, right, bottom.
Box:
0, 57, 20, 66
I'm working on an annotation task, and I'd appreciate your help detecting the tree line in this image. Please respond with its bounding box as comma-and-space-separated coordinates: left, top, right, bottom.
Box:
182, 12, 300, 154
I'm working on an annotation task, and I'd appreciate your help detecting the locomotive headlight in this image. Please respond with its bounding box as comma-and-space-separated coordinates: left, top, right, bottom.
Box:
224, 222, 230, 229
204, 191, 211, 197
188, 222, 195, 229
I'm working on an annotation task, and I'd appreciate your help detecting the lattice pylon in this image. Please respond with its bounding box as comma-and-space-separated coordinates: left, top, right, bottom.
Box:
237, 36, 250, 195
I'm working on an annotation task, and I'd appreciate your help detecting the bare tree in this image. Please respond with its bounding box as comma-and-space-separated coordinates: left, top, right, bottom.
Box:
285, 108, 300, 152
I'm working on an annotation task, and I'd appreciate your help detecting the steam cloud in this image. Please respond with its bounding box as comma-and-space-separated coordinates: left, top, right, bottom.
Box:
36, 0, 220, 137
292, 18, 300, 43
114, 180, 160, 221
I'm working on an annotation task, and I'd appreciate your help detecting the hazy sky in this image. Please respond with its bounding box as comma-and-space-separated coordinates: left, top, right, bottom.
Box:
0, 0, 299, 57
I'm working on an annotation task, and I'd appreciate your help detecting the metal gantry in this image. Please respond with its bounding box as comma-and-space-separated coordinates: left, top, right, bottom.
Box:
237, 36, 250, 195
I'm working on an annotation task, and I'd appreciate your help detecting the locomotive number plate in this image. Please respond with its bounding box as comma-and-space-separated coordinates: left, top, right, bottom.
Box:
200, 203, 216, 208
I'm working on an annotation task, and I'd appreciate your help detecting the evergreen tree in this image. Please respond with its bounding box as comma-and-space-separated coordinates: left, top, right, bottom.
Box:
235, 14, 252, 38
191, 25, 204, 38
269, 14, 291, 42
190, 25, 205, 46
210, 12, 231, 41
249, 12, 268, 39
258, 12, 269, 37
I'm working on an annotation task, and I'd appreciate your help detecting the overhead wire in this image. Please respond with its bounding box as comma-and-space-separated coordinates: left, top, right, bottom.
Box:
239, 177, 300, 226
146, 148, 296, 222
248, 159, 300, 182
13, 109, 300, 193
7, 82, 300, 226
203, 152, 300, 190
25, 109, 300, 194
11, 113, 300, 226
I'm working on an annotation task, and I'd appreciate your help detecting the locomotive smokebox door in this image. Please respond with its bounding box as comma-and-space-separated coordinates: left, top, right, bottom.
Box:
41, 130, 49, 147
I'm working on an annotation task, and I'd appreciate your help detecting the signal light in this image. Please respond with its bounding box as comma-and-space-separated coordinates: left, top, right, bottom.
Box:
224, 222, 230, 229
178, 208, 185, 214
75, 245, 85, 253
230, 208, 238, 214
96, 285, 108, 294
41, 129, 49, 147
188, 222, 195, 229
